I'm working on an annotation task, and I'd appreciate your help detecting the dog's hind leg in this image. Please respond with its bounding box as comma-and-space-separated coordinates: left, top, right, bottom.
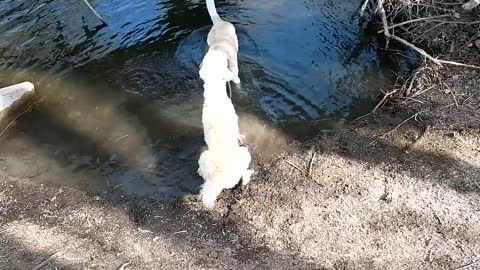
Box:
242, 169, 253, 185
200, 180, 223, 208
231, 63, 240, 84
237, 146, 253, 185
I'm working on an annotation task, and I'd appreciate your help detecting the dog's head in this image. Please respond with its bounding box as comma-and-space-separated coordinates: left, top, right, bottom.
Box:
199, 50, 234, 82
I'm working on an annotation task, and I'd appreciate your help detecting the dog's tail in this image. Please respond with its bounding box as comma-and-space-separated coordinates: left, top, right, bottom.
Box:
200, 180, 223, 208
206, 0, 222, 24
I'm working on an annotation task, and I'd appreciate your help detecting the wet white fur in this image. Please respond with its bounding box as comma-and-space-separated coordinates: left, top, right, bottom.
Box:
205, 0, 240, 84
198, 50, 253, 208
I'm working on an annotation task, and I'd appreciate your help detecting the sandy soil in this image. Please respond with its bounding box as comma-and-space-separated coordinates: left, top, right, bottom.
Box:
1, 1, 480, 269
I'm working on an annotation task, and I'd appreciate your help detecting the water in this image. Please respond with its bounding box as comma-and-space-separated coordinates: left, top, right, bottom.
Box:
0, 0, 414, 198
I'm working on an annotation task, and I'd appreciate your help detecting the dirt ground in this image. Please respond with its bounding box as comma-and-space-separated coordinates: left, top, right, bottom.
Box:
1, 1, 480, 269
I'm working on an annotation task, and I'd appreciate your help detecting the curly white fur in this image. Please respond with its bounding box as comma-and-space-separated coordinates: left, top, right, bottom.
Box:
198, 50, 253, 208
205, 0, 240, 84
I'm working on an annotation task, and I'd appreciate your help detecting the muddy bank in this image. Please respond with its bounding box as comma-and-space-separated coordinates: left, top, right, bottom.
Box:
1, 107, 479, 269
2, 1, 480, 270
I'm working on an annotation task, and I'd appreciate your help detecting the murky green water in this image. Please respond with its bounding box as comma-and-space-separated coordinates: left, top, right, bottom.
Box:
0, 0, 414, 198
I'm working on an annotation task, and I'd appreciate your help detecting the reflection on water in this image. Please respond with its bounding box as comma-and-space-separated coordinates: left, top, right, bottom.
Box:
0, 0, 414, 198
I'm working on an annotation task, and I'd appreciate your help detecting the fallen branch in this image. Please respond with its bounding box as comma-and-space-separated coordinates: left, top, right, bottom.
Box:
377, 0, 480, 69
378, 14, 451, 33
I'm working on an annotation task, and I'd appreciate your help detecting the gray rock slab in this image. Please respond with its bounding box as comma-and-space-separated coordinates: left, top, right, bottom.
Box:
0, 81, 35, 122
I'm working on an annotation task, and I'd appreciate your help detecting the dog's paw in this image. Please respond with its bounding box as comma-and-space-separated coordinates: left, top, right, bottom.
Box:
232, 76, 241, 84
242, 169, 254, 185
202, 198, 216, 208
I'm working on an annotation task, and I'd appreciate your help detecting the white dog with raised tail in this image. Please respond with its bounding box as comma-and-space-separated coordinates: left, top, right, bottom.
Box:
197, 50, 253, 208
205, 0, 241, 84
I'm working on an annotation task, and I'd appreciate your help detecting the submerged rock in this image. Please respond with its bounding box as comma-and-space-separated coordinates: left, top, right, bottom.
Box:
0, 81, 35, 122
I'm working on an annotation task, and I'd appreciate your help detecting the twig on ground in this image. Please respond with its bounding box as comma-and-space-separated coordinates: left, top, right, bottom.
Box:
430, 207, 444, 227
429, 206, 446, 238
404, 68, 421, 96
118, 262, 131, 270
411, 85, 435, 98
171, 230, 187, 236
369, 110, 428, 145
0, 227, 12, 234
374, 90, 397, 111
352, 88, 399, 123
32, 252, 58, 270
450, 90, 459, 108
400, 96, 424, 104
114, 134, 129, 143
450, 257, 480, 270
461, 93, 476, 104
351, 111, 375, 123
472, 178, 480, 190
307, 151, 317, 178
454, 33, 479, 55
412, 22, 447, 43
285, 160, 307, 175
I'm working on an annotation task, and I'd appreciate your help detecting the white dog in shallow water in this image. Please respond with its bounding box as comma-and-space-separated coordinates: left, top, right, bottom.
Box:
197, 50, 253, 208
205, 0, 240, 84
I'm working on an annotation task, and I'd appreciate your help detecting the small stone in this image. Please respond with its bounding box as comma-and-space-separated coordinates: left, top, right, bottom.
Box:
453, 12, 461, 19
444, 89, 451, 94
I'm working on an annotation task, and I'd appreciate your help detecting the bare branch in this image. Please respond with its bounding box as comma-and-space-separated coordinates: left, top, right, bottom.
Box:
377, 0, 480, 69
378, 14, 451, 33
360, 0, 370, 17
82, 0, 108, 25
